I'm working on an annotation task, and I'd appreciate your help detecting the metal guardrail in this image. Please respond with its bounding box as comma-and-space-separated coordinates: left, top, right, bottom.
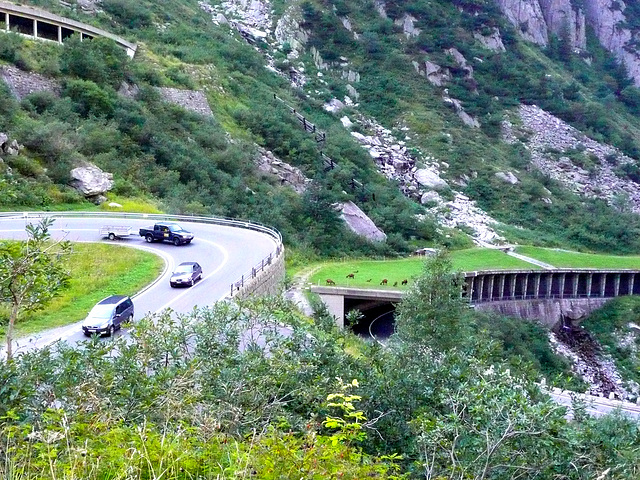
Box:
0, 211, 283, 299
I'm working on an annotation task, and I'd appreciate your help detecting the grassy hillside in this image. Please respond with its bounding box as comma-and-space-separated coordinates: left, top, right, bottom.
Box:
2, 0, 640, 258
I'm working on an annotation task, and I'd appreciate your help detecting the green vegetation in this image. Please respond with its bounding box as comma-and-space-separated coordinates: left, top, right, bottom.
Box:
581, 296, 640, 388
1, 242, 163, 338
516, 246, 640, 269
2, 259, 637, 478
309, 248, 537, 288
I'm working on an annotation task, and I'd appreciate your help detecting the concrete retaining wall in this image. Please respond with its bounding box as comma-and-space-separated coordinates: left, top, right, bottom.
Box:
233, 248, 285, 299
474, 297, 611, 328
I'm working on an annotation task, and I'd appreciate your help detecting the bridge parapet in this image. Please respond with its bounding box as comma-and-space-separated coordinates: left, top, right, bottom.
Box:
0, 1, 137, 57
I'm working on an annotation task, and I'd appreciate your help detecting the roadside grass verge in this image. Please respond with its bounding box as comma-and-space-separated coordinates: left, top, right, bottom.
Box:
516, 246, 640, 269
4, 243, 164, 338
309, 248, 539, 289
99, 195, 163, 213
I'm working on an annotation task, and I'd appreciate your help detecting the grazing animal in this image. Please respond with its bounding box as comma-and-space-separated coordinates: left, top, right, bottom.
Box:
401, 279, 408, 285
326, 279, 336, 285
353, 270, 359, 273
346, 273, 355, 279
380, 278, 388, 285
393, 281, 398, 287
366, 278, 372, 282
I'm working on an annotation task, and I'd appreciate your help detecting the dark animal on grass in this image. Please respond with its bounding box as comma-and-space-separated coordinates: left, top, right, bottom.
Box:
393, 281, 398, 287
326, 279, 336, 285
380, 279, 388, 285
401, 279, 408, 285
346, 273, 355, 279
366, 278, 372, 282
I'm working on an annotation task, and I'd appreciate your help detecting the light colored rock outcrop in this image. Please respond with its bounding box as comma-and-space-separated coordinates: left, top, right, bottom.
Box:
496, 0, 549, 45
338, 201, 387, 242
495, 171, 520, 184
474, 29, 507, 52
583, 0, 640, 86
540, 0, 586, 49
443, 95, 480, 128
395, 14, 421, 38
256, 147, 311, 194
70, 164, 114, 198
415, 168, 448, 190
156, 88, 213, 117
0, 65, 60, 100
504, 104, 640, 212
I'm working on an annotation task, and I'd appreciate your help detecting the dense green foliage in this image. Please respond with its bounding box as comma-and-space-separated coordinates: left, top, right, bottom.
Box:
2, 261, 639, 478
581, 296, 640, 389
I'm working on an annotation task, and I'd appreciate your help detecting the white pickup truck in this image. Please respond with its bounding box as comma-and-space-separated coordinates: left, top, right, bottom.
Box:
99, 225, 134, 240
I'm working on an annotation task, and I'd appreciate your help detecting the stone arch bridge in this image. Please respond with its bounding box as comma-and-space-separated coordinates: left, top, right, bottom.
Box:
312, 269, 640, 329
0, 1, 136, 57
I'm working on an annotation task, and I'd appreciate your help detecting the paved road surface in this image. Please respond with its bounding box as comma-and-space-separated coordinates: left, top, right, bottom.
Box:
0, 215, 278, 354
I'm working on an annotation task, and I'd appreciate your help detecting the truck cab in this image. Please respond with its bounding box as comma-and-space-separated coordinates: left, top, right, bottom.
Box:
139, 223, 194, 245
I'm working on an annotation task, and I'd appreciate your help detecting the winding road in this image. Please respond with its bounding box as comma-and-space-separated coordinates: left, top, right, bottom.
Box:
0, 213, 279, 354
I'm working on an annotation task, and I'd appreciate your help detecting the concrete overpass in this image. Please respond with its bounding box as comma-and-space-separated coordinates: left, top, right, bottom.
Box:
0, 1, 136, 57
312, 268, 640, 328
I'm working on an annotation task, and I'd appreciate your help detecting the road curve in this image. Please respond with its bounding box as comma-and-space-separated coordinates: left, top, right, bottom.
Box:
0, 213, 279, 354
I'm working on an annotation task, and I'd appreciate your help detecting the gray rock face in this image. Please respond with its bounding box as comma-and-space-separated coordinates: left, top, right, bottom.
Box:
0, 134, 21, 156
495, 171, 519, 184
583, 0, 640, 86
394, 14, 421, 38
256, 147, 311, 194
503, 104, 640, 213
540, 0, 586, 49
338, 201, 386, 242
474, 29, 507, 52
70, 164, 114, 197
443, 95, 480, 128
496, 0, 549, 45
498, 0, 640, 85
415, 169, 448, 190
0, 65, 60, 100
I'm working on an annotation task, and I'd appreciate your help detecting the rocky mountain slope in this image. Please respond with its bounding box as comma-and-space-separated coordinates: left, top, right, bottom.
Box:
4, 0, 640, 256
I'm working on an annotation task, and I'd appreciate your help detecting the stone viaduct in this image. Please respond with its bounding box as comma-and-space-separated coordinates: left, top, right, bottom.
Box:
312, 269, 640, 329
0, 1, 136, 58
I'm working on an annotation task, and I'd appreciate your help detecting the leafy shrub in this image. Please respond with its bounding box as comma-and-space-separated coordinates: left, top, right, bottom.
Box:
102, 0, 153, 29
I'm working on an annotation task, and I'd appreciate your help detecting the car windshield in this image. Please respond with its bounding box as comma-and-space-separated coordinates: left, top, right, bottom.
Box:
88, 305, 114, 319
174, 264, 193, 273
168, 224, 185, 232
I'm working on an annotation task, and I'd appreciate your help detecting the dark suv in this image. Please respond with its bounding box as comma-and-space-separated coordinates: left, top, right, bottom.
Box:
82, 295, 134, 337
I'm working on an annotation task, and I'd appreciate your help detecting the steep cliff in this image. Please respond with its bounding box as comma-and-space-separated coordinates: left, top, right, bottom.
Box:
498, 0, 640, 85
496, 0, 585, 49
495, 0, 549, 45
583, 0, 640, 86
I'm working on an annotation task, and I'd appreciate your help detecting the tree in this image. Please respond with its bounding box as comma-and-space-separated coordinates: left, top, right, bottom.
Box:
0, 217, 71, 359
393, 250, 470, 349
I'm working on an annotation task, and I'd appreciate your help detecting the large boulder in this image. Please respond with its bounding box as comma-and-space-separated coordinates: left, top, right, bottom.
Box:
414, 168, 448, 190
70, 164, 114, 198
338, 201, 386, 242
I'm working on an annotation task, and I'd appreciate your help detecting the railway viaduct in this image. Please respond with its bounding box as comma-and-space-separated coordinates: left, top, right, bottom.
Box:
312, 269, 640, 329
0, 1, 136, 57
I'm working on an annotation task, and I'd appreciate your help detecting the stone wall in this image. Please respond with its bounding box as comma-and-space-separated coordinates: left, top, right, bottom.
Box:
232, 247, 285, 299
474, 297, 611, 328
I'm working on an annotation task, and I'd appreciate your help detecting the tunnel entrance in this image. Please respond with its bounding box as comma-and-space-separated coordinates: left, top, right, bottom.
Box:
344, 299, 396, 340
